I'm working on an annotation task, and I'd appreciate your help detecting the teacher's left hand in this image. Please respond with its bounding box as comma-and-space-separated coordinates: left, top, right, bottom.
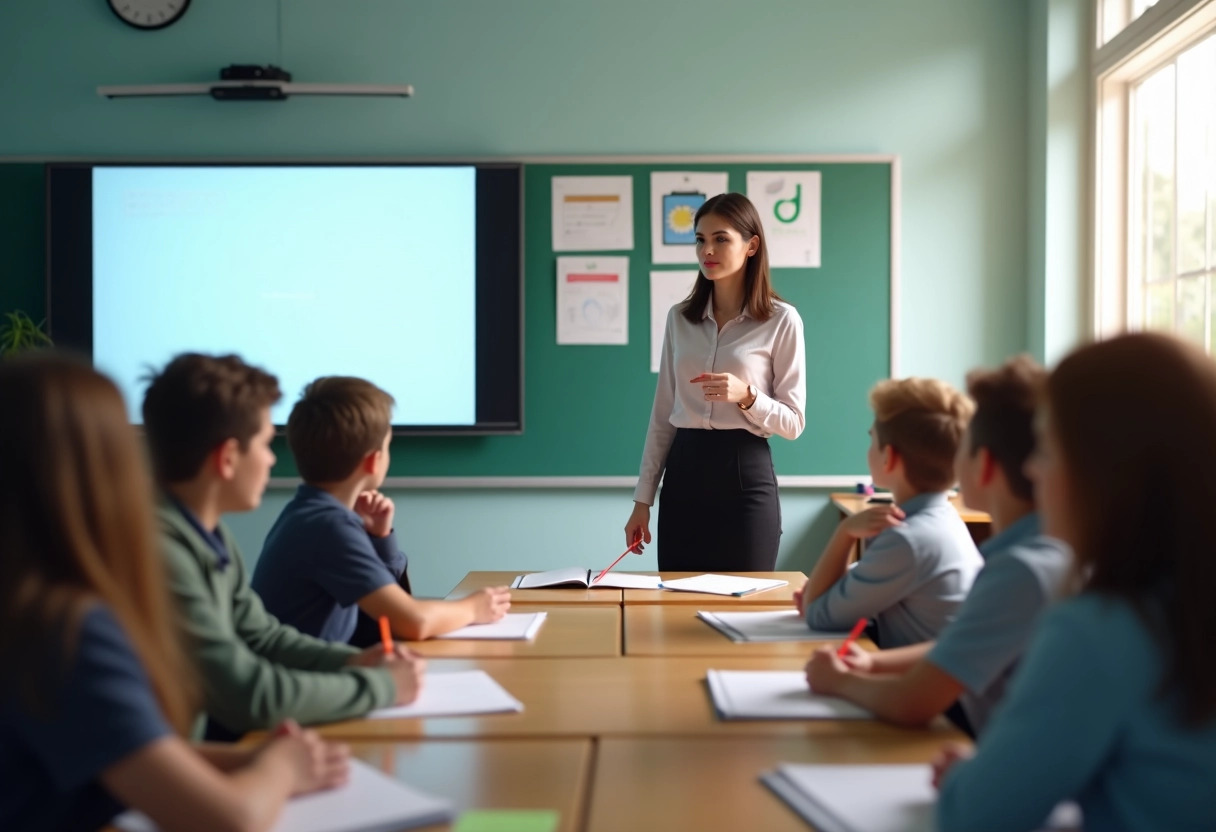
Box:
690, 372, 750, 404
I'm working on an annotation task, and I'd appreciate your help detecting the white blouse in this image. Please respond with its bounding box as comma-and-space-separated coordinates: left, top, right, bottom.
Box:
633, 298, 807, 505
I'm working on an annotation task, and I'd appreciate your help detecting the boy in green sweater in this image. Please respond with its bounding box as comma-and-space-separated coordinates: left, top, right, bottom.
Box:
142, 353, 424, 738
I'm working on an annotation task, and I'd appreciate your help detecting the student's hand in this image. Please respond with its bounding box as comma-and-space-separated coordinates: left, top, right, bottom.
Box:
354, 490, 395, 538
841, 505, 905, 540
624, 503, 651, 552
931, 743, 974, 790
469, 587, 511, 623
265, 720, 350, 796
837, 641, 874, 673
689, 372, 751, 404
347, 642, 417, 667
792, 579, 808, 614
805, 646, 851, 696
386, 653, 426, 705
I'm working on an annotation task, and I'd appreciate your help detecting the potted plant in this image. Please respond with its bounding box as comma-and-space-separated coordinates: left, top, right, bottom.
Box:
0, 310, 53, 355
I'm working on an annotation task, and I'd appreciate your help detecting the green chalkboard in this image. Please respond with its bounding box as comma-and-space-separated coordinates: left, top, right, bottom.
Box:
1, 158, 892, 478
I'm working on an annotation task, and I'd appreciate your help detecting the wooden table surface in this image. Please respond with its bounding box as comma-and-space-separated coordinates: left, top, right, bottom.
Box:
831, 492, 991, 525
315, 657, 962, 742
586, 735, 967, 832
622, 572, 806, 606
623, 605, 872, 658
407, 606, 622, 659
446, 570, 625, 605
350, 739, 591, 832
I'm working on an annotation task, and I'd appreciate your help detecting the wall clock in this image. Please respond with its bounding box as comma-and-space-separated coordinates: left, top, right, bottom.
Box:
108, 0, 191, 30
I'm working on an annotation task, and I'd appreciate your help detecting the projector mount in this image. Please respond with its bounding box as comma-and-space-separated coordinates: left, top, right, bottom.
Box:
98, 64, 414, 101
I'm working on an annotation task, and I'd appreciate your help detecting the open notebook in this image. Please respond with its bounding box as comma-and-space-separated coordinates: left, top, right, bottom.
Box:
511, 567, 662, 590
761, 763, 1082, 832
659, 574, 788, 596
698, 609, 849, 643
435, 612, 547, 640
116, 758, 454, 832
706, 670, 872, 720
366, 670, 523, 720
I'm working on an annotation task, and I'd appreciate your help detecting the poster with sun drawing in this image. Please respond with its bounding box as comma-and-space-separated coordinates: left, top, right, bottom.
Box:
555, 256, 629, 345
650, 171, 729, 264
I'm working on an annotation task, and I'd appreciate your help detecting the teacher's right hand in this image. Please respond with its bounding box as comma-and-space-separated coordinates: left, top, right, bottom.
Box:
624, 502, 652, 553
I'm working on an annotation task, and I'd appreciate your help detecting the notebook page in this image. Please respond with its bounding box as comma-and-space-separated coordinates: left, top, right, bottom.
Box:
513, 567, 592, 589
434, 612, 548, 640
699, 609, 848, 642
115, 758, 454, 832
367, 670, 523, 719
592, 572, 662, 589
763, 764, 934, 832
706, 670, 872, 720
659, 574, 788, 596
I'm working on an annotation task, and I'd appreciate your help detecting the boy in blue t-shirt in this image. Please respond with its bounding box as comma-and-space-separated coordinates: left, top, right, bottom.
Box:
253, 377, 510, 642
805, 356, 1070, 736
796, 377, 982, 649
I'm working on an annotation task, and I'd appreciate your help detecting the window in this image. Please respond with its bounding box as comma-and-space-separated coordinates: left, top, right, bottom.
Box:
1101, 0, 1162, 44
1093, 0, 1216, 349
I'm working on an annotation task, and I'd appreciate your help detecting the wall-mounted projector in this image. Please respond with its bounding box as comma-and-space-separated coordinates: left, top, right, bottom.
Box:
98, 65, 413, 101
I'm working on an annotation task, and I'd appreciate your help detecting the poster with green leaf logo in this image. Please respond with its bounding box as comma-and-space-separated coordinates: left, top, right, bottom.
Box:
746, 171, 821, 268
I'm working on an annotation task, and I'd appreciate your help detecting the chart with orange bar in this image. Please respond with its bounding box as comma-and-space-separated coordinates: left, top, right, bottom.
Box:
551, 175, 634, 251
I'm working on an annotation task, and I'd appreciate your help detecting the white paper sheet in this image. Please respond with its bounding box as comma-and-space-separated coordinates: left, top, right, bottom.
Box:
551, 175, 634, 251
556, 255, 628, 345
746, 171, 821, 268
115, 759, 454, 832
592, 572, 663, 589
434, 612, 547, 641
650, 171, 729, 263
659, 574, 788, 596
649, 270, 698, 372
706, 670, 872, 720
366, 670, 523, 720
697, 610, 849, 642
512, 569, 661, 590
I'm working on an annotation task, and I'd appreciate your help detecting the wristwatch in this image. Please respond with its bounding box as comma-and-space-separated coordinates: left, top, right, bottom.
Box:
738, 384, 758, 411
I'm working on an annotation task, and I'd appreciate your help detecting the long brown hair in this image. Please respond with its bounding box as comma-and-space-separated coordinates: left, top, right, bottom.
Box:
1046, 332, 1216, 724
0, 352, 196, 733
681, 192, 784, 323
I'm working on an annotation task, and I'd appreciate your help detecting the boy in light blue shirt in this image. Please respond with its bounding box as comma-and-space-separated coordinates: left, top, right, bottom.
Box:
806, 357, 1069, 736
796, 377, 982, 650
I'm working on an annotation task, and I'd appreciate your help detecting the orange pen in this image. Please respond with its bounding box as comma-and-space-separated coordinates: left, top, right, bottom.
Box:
379, 615, 394, 656
836, 617, 869, 659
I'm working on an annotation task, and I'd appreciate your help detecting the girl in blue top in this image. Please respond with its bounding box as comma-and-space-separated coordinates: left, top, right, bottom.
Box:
934, 332, 1216, 832
0, 353, 351, 832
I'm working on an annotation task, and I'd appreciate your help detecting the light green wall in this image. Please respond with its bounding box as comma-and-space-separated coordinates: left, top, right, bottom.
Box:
0, 0, 1055, 586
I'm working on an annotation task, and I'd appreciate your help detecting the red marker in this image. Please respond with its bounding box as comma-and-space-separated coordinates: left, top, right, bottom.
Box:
379, 615, 394, 656
836, 618, 869, 659
593, 534, 644, 584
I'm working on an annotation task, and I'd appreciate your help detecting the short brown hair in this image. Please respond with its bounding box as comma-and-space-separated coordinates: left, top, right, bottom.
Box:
870, 377, 974, 493
965, 355, 1046, 501
287, 376, 395, 483
142, 353, 281, 483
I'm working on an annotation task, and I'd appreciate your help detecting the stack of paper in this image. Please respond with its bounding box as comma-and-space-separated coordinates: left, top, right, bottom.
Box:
698, 610, 848, 643
366, 670, 523, 720
659, 574, 788, 596
116, 758, 455, 832
761, 764, 1082, 832
435, 612, 548, 641
706, 670, 871, 720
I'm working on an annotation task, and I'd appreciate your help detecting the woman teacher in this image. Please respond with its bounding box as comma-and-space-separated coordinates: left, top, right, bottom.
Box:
626, 192, 806, 571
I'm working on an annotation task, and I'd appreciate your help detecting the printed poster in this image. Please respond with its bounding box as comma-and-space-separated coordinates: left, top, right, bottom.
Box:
556, 256, 629, 345
649, 270, 698, 372
650, 171, 729, 264
746, 171, 821, 268
551, 176, 634, 252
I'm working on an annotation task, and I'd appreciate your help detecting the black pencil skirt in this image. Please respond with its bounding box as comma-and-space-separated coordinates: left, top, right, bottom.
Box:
656, 428, 782, 571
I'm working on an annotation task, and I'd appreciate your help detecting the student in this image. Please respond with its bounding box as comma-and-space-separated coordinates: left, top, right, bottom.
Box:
252, 376, 510, 642
142, 353, 424, 739
805, 356, 1069, 736
0, 353, 350, 832
795, 377, 982, 649
626, 192, 807, 571
935, 333, 1216, 832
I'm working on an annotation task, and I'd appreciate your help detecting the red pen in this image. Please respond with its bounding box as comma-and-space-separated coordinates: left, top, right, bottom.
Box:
379, 615, 394, 656
593, 534, 644, 584
836, 617, 868, 658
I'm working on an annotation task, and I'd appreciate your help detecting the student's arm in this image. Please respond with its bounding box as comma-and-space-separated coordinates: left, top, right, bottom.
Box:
804, 524, 918, 631
633, 306, 680, 507
739, 307, 806, 440
369, 531, 407, 579
845, 640, 936, 675
102, 730, 347, 832
808, 649, 965, 728
358, 583, 511, 641
937, 601, 1136, 832
805, 506, 907, 602
161, 537, 396, 732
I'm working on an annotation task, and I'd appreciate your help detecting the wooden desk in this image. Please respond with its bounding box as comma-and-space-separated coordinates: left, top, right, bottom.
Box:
350, 739, 590, 832
831, 492, 992, 546
623, 572, 805, 606
586, 736, 967, 832
315, 657, 961, 741
446, 570, 625, 605
408, 606, 621, 659
624, 605, 871, 658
